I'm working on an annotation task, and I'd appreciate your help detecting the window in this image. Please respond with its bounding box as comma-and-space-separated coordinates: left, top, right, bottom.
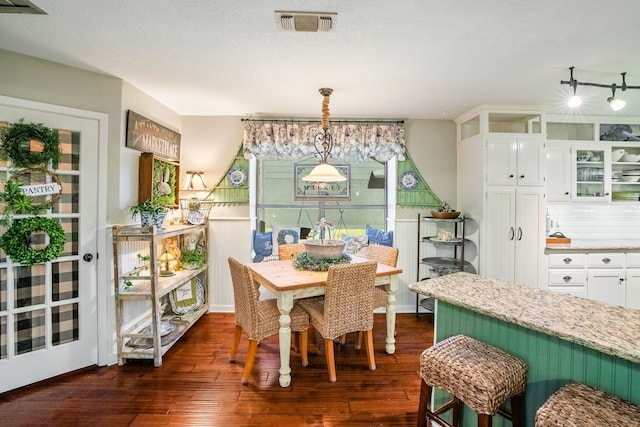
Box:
256, 156, 388, 237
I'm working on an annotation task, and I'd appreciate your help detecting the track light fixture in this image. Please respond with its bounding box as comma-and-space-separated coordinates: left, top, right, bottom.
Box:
561, 67, 640, 111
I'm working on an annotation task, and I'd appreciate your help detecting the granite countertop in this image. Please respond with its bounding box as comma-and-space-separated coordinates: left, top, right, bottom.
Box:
545, 239, 640, 251
409, 272, 640, 364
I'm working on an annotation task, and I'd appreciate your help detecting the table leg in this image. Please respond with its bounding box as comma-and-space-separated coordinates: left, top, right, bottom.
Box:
276, 291, 294, 387
385, 275, 398, 354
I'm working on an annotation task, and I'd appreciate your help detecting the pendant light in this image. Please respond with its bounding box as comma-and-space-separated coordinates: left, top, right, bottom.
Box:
302, 88, 347, 182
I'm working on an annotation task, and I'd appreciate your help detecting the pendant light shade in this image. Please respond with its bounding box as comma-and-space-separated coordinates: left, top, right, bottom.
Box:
303, 88, 346, 182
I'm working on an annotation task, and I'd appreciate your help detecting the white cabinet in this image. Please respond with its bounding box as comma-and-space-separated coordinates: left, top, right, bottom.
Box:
112, 223, 209, 367
545, 142, 571, 202
572, 145, 610, 201
610, 143, 640, 202
487, 135, 545, 186
547, 251, 640, 308
485, 187, 545, 287
547, 253, 587, 297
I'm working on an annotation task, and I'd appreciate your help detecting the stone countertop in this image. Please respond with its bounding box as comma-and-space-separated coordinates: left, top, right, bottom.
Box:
545, 239, 640, 251
409, 272, 640, 364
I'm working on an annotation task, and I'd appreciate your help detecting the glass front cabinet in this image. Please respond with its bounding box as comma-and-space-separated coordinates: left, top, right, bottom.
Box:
572, 146, 609, 201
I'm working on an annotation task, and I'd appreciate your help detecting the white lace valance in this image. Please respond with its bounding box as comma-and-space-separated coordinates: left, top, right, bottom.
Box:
242, 120, 406, 163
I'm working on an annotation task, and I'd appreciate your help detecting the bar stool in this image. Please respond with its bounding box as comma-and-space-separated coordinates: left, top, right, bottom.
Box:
418, 335, 527, 427
535, 382, 640, 426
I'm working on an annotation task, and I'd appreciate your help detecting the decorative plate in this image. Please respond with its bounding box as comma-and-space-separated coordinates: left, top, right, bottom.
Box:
169, 277, 205, 315
399, 171, 419, 190
142, 320, 176, 337
227, 167, 247, 187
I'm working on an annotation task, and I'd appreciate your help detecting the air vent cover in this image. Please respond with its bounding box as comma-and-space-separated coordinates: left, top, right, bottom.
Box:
0, 0, 46, 14
275, 11, 336, 32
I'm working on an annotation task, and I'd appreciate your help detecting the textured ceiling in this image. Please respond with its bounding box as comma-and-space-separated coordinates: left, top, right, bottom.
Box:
2, 0, 640, 120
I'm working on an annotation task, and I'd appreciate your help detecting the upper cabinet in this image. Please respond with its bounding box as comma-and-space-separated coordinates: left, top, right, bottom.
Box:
487, 135, 545, 186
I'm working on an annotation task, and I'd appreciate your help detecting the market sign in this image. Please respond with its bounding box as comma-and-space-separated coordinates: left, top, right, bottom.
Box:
126, 110, 181, 162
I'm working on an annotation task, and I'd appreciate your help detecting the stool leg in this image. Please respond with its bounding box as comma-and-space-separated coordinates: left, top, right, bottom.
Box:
477, 414, 491, 427
417, 380, 432, 427
510, 394, 525, 427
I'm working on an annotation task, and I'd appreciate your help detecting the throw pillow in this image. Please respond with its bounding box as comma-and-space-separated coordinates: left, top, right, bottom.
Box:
342, 234, 369, 257
271, 225, 300, 256
366, 225, 393, 247
252, 230, 273, 262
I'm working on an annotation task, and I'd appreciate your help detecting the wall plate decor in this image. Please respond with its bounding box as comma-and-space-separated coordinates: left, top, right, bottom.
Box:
293, 163, 351, 201
399, 170, 419, 190
227, 166, 247, 187
126, 110, 181, 162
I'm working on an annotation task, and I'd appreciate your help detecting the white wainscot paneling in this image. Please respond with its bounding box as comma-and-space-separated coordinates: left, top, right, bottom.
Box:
208, 218, 252, 312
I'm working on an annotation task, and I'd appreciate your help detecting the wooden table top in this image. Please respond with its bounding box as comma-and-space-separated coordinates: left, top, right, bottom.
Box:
248, 256, 402, 292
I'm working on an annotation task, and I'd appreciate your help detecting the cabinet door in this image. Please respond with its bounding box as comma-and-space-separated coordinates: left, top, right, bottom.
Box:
484, 188, 516, 282
611, 144, 640, 202
546, 142, 571, 201
514, 188, 545, 287
517, 137, 545, 186
626, 269, 640, 310
572, 145, 610, 201
587, 270, 625, 306
486, 137, 516, 186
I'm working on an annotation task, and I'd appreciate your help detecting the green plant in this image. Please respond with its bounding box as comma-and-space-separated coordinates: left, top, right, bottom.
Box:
180, 249, 206, 269
0, 216, 66, 265
0, 119, 61, 168
129, 199, 167, 219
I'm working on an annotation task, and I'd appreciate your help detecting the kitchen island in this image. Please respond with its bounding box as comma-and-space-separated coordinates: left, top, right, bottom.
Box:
409, 272, 640, 426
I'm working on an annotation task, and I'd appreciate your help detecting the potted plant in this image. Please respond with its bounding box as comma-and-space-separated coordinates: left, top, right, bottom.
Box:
180, 249, 206, 269
129, 199, 168, 229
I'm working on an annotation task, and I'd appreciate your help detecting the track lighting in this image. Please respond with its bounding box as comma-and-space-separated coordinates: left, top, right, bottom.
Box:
561, 67, 640, 111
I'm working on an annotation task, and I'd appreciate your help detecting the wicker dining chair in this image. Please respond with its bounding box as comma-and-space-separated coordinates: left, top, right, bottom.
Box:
351, 244, 399, 349
297, 261, 378, 382
227, 257, 310, 384
278, 243, 306, 261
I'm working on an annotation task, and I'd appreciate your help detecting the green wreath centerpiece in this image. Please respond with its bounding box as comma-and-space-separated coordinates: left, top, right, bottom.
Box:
0, 119, 61, 168
293, 252, 351, 271
0, 216, 66, 265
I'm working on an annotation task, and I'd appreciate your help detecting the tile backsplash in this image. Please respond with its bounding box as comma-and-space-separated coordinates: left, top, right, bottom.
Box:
547, 203, 640, 240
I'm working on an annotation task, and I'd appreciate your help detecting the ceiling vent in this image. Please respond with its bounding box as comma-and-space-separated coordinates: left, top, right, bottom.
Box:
275, 11, 336, 32
0, 0, 46, 14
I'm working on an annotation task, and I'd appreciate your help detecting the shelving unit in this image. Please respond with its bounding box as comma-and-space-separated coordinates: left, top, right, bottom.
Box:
415, 213, 475, 317
112, 223, 209, 366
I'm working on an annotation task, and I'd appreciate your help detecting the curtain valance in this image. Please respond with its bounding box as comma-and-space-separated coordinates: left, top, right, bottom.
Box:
242, 120, 406, 163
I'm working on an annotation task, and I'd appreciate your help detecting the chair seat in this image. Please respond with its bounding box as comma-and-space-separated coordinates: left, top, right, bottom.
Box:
535, 383, 640, 426
253, 299, 309, 340
373, 287, 388, 309
420, 334, 527, 415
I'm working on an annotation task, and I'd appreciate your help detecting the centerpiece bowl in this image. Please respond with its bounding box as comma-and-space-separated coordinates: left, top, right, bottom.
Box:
303, 239, 346, 258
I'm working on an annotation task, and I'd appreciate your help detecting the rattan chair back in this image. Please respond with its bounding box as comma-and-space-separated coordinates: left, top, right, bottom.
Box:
366, 244, 399, 267
278, 243, 306, 261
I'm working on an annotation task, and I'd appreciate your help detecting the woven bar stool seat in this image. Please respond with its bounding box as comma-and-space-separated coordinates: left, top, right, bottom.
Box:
535, 382, 640, 426
418, 334, 527, 427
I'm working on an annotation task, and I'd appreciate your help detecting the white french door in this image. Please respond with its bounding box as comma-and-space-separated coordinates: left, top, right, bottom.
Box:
0, 100, 101, 393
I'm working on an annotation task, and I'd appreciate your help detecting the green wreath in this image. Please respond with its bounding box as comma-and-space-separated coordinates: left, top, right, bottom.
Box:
0, 120, 61, 168
0, 168, 63, 225
0, 216, 66, 265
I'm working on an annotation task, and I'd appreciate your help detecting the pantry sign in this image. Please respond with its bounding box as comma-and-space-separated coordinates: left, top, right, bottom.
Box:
126, 110, 181, 162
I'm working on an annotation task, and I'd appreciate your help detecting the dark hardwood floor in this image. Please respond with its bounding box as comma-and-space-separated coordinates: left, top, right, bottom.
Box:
0, 312, 434, 426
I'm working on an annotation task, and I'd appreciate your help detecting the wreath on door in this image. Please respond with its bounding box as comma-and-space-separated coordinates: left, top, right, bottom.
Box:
0, 216, 66, 265
0, 119, 66, 264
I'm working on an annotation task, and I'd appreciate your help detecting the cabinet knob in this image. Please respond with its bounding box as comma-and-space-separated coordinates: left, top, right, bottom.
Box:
562, 275, 572, 281
509, 174, 514, 178
564, 192, 569, 195
509, 227, 515, 241
563, 257, 572, 264
520, 175, 525, 179
517, 227, 523, 241
619, 277, 625, 283
602, 257, 611, 264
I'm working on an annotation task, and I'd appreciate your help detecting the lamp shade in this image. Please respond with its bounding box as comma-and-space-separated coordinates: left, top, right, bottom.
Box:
181, 171, 209, 191
302, 162, 347, 182
608, 97, 626, 111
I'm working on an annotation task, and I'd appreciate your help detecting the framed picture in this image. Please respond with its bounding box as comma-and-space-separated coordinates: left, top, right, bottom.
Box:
294, 163, 351, 201
599, 124, 640, 141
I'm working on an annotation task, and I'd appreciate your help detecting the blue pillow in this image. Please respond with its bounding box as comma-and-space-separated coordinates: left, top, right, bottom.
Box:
252, 230, 273, 262
366, 225, 393, 247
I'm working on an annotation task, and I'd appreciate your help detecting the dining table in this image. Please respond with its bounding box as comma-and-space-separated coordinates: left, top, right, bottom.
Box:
247, 256, 403, 387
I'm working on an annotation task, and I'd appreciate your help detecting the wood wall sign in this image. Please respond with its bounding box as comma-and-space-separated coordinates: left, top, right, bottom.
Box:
126, 110, 181, 162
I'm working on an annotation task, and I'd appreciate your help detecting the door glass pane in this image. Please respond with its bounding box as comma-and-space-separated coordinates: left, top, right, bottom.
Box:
52, 303, 78, 346
52, 261, 78, 301
0, 268, 6, 311
59, 218, 79, 257
15, 309, 45, 355
52, 174, 79, 214
15, 265, 46, 308
57, 129, 80, 171
0, 315, 6, 359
